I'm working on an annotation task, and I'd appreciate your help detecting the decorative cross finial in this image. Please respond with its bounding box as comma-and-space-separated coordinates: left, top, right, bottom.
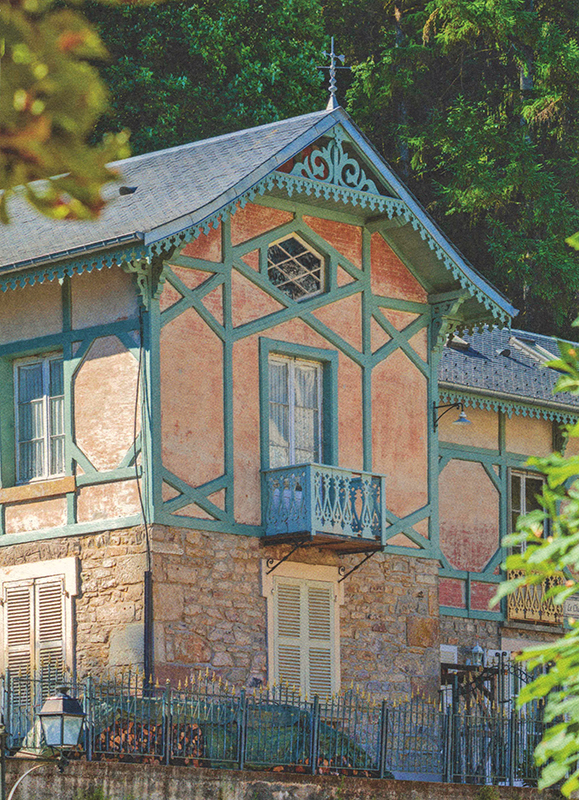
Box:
319, 37, 349, 111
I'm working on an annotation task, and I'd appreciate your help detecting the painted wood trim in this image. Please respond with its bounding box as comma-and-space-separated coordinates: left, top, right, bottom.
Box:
258, 337, 340, 474
0, 475, 76, 504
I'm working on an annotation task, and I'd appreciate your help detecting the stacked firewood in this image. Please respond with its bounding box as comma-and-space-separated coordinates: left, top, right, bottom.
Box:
94, 719, 203, 762
269, 754, 374, 777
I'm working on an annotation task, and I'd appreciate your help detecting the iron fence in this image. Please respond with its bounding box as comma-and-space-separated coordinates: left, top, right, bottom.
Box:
0, 670, 543, 786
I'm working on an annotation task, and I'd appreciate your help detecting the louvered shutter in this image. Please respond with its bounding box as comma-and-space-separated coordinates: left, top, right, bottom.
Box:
275, 582, 303, 692
274, 577, 336, 698
5, 583, 33, 677
35, 578, 65, 686
307, 584, 333, 697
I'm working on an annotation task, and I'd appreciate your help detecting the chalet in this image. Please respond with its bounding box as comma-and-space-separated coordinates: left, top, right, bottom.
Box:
0, 106, 570, 701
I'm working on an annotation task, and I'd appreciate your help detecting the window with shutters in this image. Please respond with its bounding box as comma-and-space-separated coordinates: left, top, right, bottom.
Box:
5, 578, 65, 681
262, 562, 342, 698
269, 355, 322, 468
14, 354, 65, 482
0, 558, 77, 682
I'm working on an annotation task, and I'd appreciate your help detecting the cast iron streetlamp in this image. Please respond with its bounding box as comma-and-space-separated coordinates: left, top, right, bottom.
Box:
1, 686, 85, 800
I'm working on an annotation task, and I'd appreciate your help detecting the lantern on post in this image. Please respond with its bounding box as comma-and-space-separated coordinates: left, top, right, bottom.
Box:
38, 687, 85, 750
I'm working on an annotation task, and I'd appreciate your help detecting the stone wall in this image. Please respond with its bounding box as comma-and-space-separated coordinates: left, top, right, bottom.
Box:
4, 760, 561, 800
152, 525, 441, 697
0, 526, 147, 676
440, 616, 501, 662
440, 615, 563, 663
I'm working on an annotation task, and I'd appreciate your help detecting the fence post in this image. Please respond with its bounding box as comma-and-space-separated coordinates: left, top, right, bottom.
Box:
163, 681, 171, 766
444, 707, 453, 783
309, 695, 320, 775
378, 700, 388, 779
508, 709, 516, 786
237, 689, 247, 770
85, 676, 92, 762
3, 672, 9, 754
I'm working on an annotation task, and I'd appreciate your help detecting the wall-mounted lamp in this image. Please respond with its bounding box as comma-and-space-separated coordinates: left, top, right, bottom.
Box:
433, 402, 472, 429
471, 642, 485, 667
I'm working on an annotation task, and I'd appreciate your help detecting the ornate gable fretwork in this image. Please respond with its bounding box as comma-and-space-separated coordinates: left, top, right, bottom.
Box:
287, 129, 381, 195
0, 244, 147, 294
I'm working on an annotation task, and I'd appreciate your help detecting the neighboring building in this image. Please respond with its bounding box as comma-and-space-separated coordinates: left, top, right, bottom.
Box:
437, 327, 579, 669
0, 106, 570, 699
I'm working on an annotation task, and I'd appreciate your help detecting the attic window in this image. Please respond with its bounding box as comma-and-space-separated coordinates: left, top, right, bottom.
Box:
509, 336, 556, 365
267, 236, 324, 301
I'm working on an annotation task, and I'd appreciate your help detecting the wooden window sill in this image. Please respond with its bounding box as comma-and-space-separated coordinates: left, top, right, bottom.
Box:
0, 476, 76, 504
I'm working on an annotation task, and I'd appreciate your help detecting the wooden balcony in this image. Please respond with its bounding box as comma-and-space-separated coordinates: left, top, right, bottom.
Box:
261, 463, 386, 553
507, 570, 565, 625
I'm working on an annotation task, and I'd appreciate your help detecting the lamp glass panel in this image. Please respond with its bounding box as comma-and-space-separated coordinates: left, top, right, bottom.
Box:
62, 715, 84, 746
41, 715, 63, 747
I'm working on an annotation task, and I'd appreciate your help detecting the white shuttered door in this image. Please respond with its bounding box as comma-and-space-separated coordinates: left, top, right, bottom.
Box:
4, 577, 65, 679
36, 578, 65, 679
5, 583, 33, 675
273, 576, 335, 697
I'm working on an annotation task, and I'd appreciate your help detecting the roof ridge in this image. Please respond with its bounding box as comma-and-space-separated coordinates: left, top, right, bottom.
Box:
108, 109, 334, 168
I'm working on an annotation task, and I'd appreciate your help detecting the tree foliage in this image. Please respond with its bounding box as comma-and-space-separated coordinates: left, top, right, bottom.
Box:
0, 0, 135, 221
85, 0, 326, 154
494, 335, 579, 795
344, 0, 579, 336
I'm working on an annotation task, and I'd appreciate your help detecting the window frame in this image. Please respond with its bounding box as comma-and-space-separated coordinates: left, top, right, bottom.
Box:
259, 338, 339, 472
0, 557, 78, 676
14, 352, 65, 484
261, 560, 343, 697
508, 468, 546, 549
268, 354, 323, 468
266, 233, 325, 302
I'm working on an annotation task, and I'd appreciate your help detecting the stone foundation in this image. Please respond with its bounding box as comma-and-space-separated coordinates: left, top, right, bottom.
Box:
152, 525, 441, 697
0, 526, 147, 676
0, 523, 441, 696
4, 760, 560, 800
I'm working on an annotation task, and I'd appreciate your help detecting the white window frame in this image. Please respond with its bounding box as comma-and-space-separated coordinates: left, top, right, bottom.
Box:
268, 355, 323, 467
509, 469, 546, 548
0, 557, 78, 674
261, 561, 343, 697
267, 234, 325, 301
14, 352, 65, 483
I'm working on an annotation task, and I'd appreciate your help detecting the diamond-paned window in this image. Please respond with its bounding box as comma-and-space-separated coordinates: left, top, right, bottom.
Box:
267, 236, 324, 300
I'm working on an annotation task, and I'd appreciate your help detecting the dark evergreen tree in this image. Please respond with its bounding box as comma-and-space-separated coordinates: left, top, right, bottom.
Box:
345, 0, 579, 334
86, 0, 326, 154
86, 0, 579, 336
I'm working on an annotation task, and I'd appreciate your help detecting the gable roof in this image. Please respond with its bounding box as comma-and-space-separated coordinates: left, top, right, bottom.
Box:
0, 106, 516, 324
0, 110, 337, 271
439, 326, 579, 415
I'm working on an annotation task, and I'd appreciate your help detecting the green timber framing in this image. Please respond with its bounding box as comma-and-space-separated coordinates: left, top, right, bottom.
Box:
0, 116, 515, 581
437, 387, 578, 623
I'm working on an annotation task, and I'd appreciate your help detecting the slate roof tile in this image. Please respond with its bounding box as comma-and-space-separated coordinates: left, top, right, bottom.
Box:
439, 327, 579, 410
0, 110, 332, 270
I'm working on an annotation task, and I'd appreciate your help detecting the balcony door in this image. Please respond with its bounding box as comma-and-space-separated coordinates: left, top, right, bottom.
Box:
268, 356, 322, 468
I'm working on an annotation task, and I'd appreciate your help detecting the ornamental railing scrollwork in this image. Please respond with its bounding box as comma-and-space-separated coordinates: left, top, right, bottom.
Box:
507, 569, 565, 625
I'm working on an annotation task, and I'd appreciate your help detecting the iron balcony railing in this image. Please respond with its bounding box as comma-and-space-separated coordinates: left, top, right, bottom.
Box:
262, 463, 387, 544
507, 570, 565, 625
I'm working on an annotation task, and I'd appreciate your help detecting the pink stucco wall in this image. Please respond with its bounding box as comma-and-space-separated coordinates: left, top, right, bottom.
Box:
161, 204, 432, 529
1, 269, 141, 535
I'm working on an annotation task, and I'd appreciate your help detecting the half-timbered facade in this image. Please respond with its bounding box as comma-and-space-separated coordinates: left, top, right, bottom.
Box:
437, 327, 579, 670
0, 106, 565, 697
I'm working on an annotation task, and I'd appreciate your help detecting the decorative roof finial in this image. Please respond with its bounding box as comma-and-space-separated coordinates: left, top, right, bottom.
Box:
319, 38, 349, 111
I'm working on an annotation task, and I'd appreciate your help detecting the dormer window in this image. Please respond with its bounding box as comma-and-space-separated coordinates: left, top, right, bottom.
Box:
267, 235, 324, 300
